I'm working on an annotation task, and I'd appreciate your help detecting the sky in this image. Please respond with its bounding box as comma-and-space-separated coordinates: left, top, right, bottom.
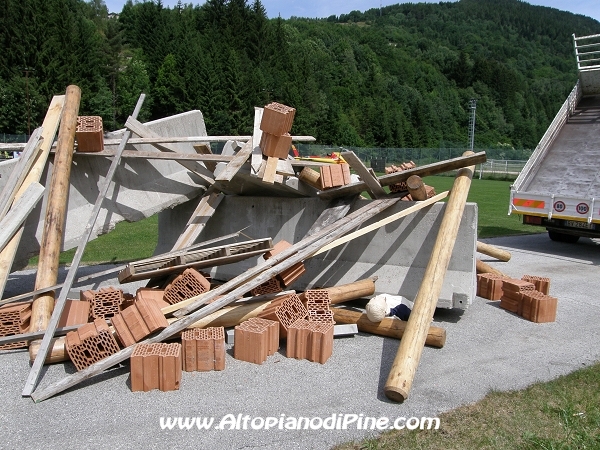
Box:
104, 0, 600, 23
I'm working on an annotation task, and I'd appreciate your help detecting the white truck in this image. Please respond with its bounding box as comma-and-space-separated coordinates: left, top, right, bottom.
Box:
509, 33, 600, 243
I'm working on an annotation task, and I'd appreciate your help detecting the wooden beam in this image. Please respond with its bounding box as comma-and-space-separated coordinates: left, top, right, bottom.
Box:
0, 127, 44, 221
317, 151, 487, 200
251, 107, 264, 175
170, 190, 225, 251
406, 175, 428, 201
193, 143, 218, 172
476, 241, 511, 262
22, 94, 146, 397
0, 183, 45, 253
262, 156, 279, 184
124, 117, 215, 184
341, 151, 387, 199
0, 96, 65, 299
70, 149, 234, 163
214, 140, 254, 182
384, 151, 475, 403
476, 258, 507, 276
31, 197, 399, 402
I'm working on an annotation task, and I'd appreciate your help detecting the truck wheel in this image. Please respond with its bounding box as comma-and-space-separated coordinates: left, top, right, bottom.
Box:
547, 230, 580, 243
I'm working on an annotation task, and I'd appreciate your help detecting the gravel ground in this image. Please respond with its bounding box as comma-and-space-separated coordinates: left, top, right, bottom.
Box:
0, 233, 598, 449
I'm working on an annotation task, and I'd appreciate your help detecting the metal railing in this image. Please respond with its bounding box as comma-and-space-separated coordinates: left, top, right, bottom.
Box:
477, 160, 527, 179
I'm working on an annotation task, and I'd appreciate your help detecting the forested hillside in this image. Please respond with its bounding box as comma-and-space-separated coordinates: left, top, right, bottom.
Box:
1, 0, 599, 150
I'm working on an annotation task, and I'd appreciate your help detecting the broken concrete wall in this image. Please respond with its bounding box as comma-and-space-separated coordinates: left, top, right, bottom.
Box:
0, 110, 209, 271
157, 196, 477, 309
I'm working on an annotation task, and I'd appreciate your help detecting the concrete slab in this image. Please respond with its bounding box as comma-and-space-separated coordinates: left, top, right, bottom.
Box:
157, 196, 478, 309
0, 234, 598, 449
0, 111, 209, 271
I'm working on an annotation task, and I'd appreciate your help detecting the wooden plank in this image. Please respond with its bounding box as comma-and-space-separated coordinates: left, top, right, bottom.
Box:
0, 96, 65, 299
1, 134, 317, 151
31, 197, 399, 402
262, 156, 279, 184
214, 139, 254, 182
193, 143, 218, 172
70, 149, 233, 163
304, 196, 357, 237
22, 95, 146, 397
0, 127, 44, 221
170, 190, 225, 251
317, 151, 487, 200
0, 183, 45, 253
341, 151, 387, 199
313, 191, 449, 256
0, 325, 79, 346
251, 107, 264, 175
124, 117, 215, 184
384, 152, 475, 402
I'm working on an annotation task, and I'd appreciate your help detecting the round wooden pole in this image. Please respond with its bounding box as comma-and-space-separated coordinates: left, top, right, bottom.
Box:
406, 175, 428, 201
29, 85, 81, 334
476, 258, 507, 277
476, 241, 511, 262
298, 167, 322, 189
331, 307, 446, 348
29, 337, 69, 364
322, 277, 377, 304
384, 151, 475, 402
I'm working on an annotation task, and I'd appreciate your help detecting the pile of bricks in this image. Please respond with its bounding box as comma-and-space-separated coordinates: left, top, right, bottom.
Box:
476, 273, 510, 300
82, 287, 125, 320
130, 343, 182, 392
65, 319, 121, 371
497, 276, 557, 323
163, 268, 211, 305
0, 301, 31, 350
233, 318, 279, 364
262, 240, 305, 288
75, 116, 104, 152
111, 298, 169, 347
319, 163, 352, 190
181, 327, 225, 372
259, 103, 295, 159
287, 319, 334, 364
385, 161, 416, 193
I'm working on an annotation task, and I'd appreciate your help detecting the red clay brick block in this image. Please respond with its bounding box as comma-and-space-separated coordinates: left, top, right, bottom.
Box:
135, 288, 169, 310
502, 279, 535, 293
329, 164, 345, 188
65, 318, 121, 371
250, 277, 283, 296
274, 294, 308, 338
520, 291, 558, 323
521, 275, 551, 295
131, 342, 182, 392
111, 297, 169, 347
260, 102, 295, 136
260, 132, 292, 159
76, 116, 104, 152
499, 289, 522, 313
386, 161, 416, 193
84, 287, 124, 320
57, 300, 90, 328
319, 166, 333, 190
287, 318, 311, 360
163, 268, 211, 305
234, 318, 278, 364
181, 327, 226, 372
0, 301, 32, 350
477, 273, 509, 300
341, 163, 351, 185
308, 321, 334, 364
159, 343, 182, 392
262, 240, 306, 287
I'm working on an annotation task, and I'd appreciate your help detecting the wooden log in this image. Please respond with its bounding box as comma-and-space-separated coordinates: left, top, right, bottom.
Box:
28, 337, 69, 364
384, 151, 475, 402
31, 198, 399, 402
0, 183, 45, 253
0, 96, 65, 299
476, 258, 507, 277
298, 167, 322, 189
406, 175, 428, 201
30, 85, 81, 335
331, 308, 446, 348
323, 278, 377, 304
476, 241, 511, 262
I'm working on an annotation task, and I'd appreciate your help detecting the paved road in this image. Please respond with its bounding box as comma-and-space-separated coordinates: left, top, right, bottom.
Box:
0, 233, 598, 449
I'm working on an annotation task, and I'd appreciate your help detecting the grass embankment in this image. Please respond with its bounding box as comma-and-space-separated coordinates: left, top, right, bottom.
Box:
335, 361, 600, 449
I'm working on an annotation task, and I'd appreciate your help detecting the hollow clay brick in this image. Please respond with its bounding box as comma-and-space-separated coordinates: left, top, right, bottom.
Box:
84, 287, 124, 320
159, 343, 182, 392
260, 132, 293, 159
329, 164, 345, 188
181, 329, 198, 372
341, 163, 351, 185
57, 300, 90, 328
308, 322, 334, 364
135, 288, 169, 310
521, 275, 551, 295
65, 318, 121, 371
234, 319, 275, 364
121, 305, 151, 342
260, 102, 295, 136
274, 294, 308, 338
502, 279, 535, 293
0, 301, 32, 349
111, 313, 136, 348
130, 344, 145, 392
319, 166, 333, 190
163, 268, 211, 305
76, 116, 104, 152
135, 298, 169, 333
